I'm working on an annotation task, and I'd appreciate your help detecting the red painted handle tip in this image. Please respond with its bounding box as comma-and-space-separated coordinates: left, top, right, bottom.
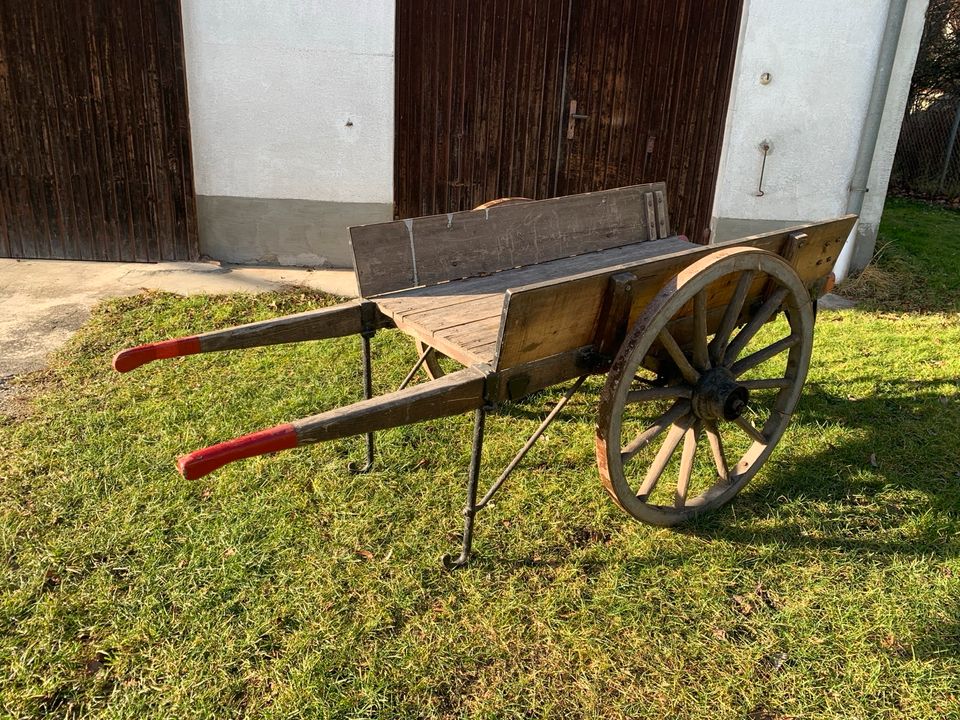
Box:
112, 336, 201, 372
177, 424, 299, 480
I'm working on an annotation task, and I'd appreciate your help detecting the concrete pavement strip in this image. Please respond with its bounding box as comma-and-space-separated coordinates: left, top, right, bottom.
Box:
0, 258, 357, 378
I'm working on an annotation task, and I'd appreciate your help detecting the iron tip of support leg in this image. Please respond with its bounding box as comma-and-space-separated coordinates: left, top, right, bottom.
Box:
347, 459, 374, 474
442, 552, 470, 570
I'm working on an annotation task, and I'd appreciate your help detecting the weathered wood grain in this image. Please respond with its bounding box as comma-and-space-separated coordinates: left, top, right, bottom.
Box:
593, 272, 638, 359
494, 215, 856, 369
555, 0, 742, 244
113, 300, 383, 372
373, 235, 694, 366
175, 366, 490, 479
655, 190, 669, 238
644, 193, 658, 241
374, 231, 692, 309
394, 0, 742, 245
0, 0, 198, 261
351, 183, 669, 297
394, 0, 570, 219
293, 366, 489, 444
199, 301, 377, 352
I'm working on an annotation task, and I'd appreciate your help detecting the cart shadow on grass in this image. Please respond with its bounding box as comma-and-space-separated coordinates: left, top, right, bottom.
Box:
673, 378, 960, 664
509, 375, 960, 559
493, 378, 960, 662
452, 372, 948, 561
689, 378, 960, 553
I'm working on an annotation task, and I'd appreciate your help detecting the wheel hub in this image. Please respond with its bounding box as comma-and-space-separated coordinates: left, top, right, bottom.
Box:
691, 366, 749, 421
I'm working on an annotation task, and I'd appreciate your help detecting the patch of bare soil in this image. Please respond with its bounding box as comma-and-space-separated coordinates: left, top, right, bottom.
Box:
0, 375, 34, 424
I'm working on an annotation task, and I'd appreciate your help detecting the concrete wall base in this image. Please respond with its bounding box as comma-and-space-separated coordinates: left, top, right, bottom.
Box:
197, 196, 393, 268
850, 220, 880, 274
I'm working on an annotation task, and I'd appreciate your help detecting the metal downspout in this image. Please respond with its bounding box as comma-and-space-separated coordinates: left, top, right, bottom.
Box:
834, 0, 910, 282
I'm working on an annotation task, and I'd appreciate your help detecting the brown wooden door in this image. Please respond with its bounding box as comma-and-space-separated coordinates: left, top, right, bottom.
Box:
558, 0, 742, 242
0, 0, 198, 261
395, 0, 743, 243
394, 0, 571, 219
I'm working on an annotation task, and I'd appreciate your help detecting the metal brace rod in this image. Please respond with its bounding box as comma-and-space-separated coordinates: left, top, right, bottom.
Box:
396, 346, 434, 392
475, 375, 587, 510
443, 376, 587, 569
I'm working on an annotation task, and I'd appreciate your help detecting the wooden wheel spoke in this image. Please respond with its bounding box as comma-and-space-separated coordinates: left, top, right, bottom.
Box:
703, 420, 729, 482
658, 328, 700, 385
733, 415, 766, 444
626, 385, 692, 404
729, 334, 800, 377
708, 269, 756, 365
637, 415, 693, 500
692, 290, 710, 371
675, 421, 701, 508
723, 286, 790, 364
621, 400, 691, 462
740, 377, 793, 390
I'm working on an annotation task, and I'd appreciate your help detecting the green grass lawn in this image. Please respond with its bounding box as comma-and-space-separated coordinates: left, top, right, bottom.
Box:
2, 200, 959, 719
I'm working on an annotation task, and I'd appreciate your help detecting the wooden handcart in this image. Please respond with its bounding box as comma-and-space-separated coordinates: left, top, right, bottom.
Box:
114, 184, 856, 567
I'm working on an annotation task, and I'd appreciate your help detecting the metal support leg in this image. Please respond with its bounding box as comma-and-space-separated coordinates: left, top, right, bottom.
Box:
442, 405, 488, 570
441, 377, 586, 569
475, 375, 586, 511
348, 331, 376, 474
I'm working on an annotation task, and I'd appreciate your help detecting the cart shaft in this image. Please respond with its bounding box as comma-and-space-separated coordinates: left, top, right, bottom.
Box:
113, 299, 386, 372
176, 365, 489, 479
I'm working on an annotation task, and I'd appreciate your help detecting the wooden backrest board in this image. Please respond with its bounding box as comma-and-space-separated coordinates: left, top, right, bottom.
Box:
349, 183, 672, 297
493, 215, 858, 370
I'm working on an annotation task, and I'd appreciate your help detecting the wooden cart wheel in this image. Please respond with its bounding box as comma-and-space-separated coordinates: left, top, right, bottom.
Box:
412, 196, 533, 380
595, 247, 815, 526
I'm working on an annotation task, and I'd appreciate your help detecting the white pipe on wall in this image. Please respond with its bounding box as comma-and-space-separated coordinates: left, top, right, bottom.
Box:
834, 0, 909, 282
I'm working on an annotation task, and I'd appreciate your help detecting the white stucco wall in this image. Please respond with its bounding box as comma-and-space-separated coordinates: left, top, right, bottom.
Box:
712, 0, 927, 246
181, 0, 395, 205
179, 0, 925, 270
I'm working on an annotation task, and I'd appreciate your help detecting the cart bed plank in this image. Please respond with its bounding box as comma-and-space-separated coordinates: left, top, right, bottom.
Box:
375, 235, 697, 366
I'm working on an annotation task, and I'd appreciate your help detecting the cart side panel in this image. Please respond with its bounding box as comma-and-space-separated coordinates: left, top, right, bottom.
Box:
494, 215, 857, 370
349, 183, 671, 298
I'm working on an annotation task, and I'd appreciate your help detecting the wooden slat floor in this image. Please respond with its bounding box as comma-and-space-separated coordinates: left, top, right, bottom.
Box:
375, 236, 695, 367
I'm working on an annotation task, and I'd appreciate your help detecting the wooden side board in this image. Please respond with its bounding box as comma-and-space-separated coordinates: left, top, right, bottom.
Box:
349, 183, 672, 297
494, 215, 857, 370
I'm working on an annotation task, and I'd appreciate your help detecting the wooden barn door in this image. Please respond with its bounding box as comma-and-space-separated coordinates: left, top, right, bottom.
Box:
557, 0, 742, 242
395, 0, 743, 243
394, 0, 572, 220
0, 0, 198, 261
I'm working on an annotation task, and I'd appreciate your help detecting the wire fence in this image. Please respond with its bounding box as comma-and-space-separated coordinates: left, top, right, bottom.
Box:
889, 95, 960, 200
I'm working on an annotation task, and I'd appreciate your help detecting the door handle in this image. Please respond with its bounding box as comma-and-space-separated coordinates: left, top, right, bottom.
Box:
567, 99, 589, 139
